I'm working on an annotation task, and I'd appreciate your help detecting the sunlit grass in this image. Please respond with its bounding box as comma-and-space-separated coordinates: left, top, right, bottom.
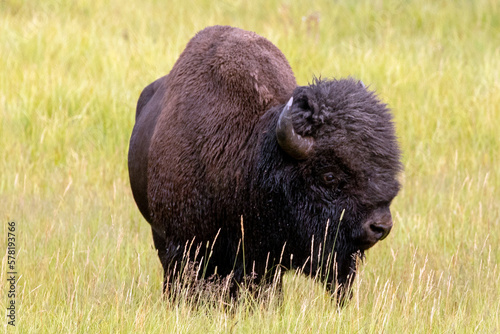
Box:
1, 0, 499, 332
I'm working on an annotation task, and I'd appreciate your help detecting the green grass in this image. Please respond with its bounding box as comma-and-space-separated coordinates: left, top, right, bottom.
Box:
1, 0, 499, 332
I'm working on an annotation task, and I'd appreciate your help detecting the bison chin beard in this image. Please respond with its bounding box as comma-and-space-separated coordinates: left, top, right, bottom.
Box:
298, 237, 364, 306
332, 249, 364, 306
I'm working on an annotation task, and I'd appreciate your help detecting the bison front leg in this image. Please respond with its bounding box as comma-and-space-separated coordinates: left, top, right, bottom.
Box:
227, 255, 286, 304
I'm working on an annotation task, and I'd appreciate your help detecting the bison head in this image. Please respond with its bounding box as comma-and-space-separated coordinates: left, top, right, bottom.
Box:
257, 78, 401, 298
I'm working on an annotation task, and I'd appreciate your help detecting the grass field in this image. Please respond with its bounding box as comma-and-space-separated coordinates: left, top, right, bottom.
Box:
1, 0, 499, 332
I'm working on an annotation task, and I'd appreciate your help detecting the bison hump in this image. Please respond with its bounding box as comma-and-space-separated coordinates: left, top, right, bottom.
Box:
167, 25, 296, 112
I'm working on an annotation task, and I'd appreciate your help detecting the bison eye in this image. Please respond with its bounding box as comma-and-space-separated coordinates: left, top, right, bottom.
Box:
322, 172, 335, 185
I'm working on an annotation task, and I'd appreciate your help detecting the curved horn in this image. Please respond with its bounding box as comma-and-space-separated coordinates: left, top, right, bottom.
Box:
276, 97, 314, 160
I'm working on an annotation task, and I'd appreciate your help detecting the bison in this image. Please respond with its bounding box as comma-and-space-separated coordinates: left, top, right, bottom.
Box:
128, 25, 402, 302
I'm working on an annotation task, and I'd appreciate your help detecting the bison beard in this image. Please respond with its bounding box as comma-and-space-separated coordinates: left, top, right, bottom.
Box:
128, 26, 402, 304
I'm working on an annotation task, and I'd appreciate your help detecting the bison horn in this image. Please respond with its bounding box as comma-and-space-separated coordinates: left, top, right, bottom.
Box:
276, 97, 314, 160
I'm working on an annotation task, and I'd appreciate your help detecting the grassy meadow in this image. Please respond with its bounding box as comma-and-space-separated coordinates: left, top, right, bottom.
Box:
1, 0, 499, 332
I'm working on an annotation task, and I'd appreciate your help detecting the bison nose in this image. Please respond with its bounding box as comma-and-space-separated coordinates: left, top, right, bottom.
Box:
360, 210, 393, 249
369, 220, 392, 241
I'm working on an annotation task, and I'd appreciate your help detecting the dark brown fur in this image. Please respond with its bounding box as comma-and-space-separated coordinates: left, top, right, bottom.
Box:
128, 25, 402, 302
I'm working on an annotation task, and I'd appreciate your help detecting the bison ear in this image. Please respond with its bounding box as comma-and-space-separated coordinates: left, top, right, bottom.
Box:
276, 97, 315, 160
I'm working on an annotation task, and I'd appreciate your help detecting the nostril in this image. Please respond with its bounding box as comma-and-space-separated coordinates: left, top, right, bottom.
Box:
369, 222, 392, 241
370, 223, 385, 235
